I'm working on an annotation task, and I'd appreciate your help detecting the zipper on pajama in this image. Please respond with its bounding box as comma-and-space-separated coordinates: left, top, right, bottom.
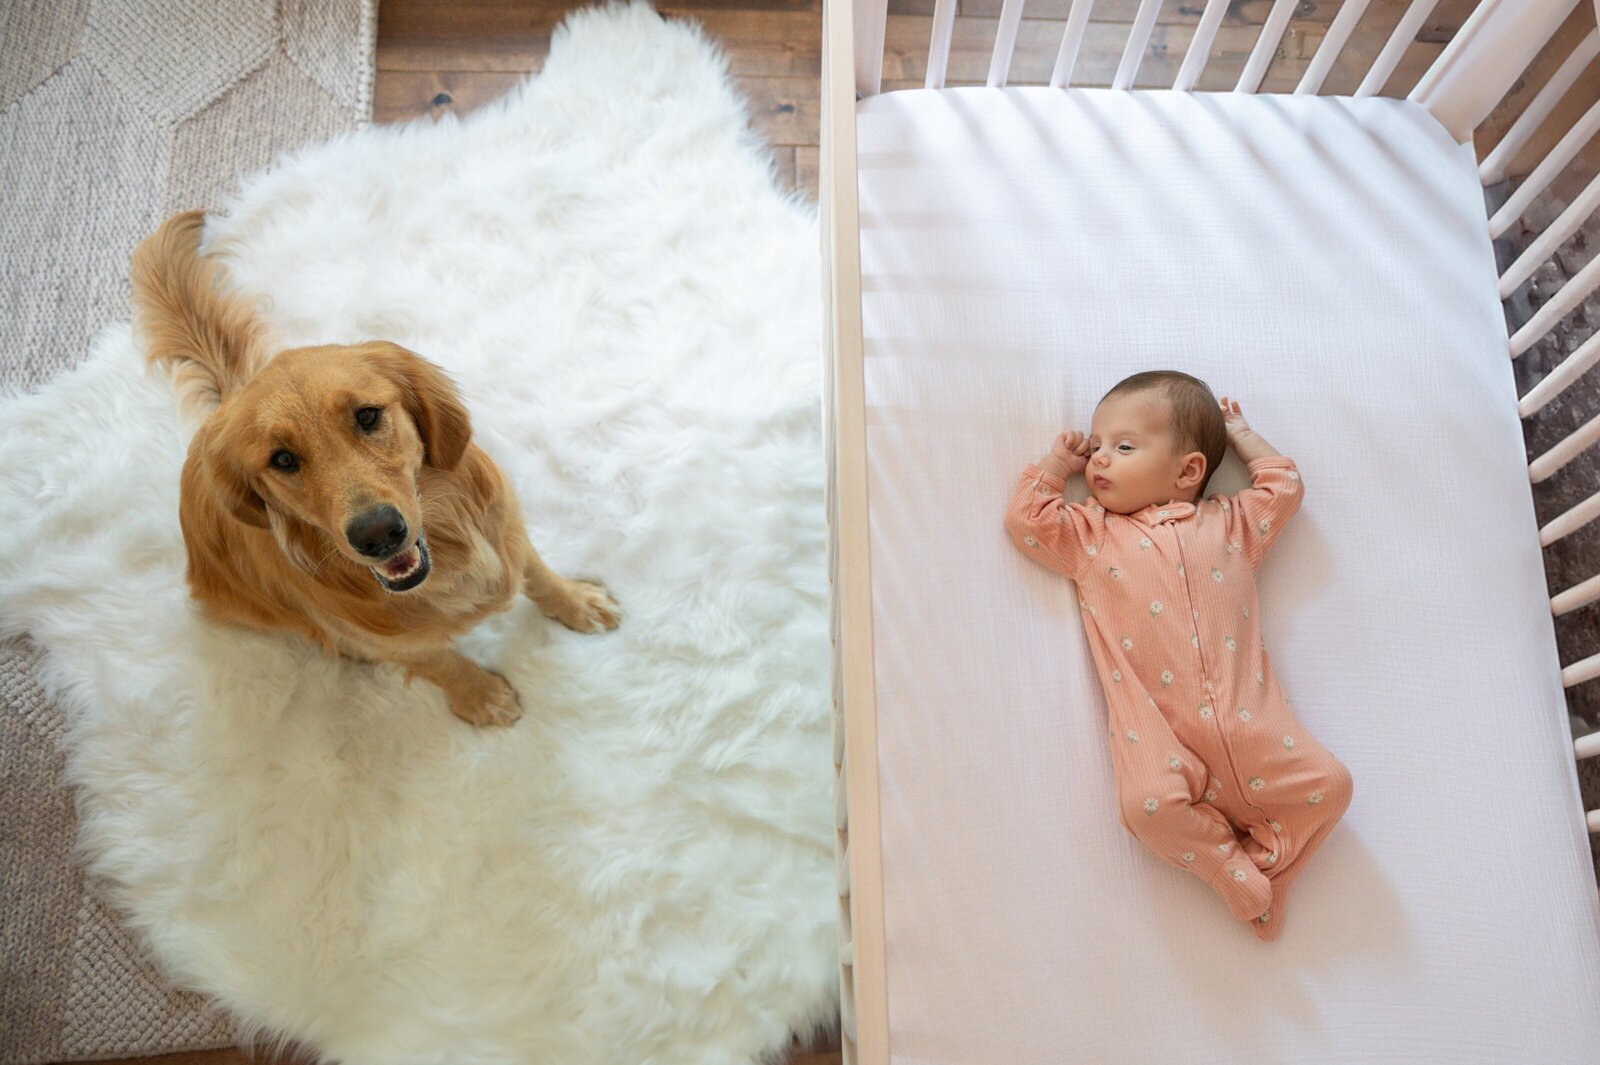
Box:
1172, 523, 1260, 819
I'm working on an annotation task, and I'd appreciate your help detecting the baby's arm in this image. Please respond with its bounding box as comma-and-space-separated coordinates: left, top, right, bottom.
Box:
1005, 431, 1098, 581
1218, 396, 1302, 568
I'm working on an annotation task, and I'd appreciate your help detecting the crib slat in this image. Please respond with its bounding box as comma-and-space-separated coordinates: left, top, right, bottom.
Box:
1566, 655, 1600, 690
1530, 408, 1600, 483
927, 0, 958, 89
838, 840, 852, 896
1539, 484, 1600, 546
1501, 170, 1600, 300
1552, 571, 1600, 616
1296, 0, 1375, 96
1355, 0, 1442, 98
1173, 0, 1229, 92
1237, 0, 1300, 94
1521, 329, 1600, 417
1050, 0, 1096, 89
1510, 252, 1600, 359
1566, 656, 1600, 691
1112, 0, 1164, 91
1516, 326, 1600, 415
988, 0, 1028, 87
836, 751, 849, 830
1481, 29, 1600, 185
1490, 97, 1600, 238
855, 0, 889, 98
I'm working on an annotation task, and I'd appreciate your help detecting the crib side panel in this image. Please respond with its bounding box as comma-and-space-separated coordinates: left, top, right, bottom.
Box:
823, 1, 889, 1063
826, 0, 1600, 1061
1411, 0, 1581, 140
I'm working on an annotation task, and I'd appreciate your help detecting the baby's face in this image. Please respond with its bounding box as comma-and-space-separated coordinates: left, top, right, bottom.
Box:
1086, 392, 1202, 515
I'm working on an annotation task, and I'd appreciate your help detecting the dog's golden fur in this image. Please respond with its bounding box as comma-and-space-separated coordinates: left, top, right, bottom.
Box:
131, 211, 619, 726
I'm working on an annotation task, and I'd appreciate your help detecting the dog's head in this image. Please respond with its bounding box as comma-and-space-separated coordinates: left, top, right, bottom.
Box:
191, 340, 470, 593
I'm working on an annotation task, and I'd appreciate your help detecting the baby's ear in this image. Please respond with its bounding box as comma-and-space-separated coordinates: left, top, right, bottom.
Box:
1177, 451, 1207, 489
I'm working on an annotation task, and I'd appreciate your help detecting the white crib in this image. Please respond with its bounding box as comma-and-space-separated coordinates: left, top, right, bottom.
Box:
823, 1, 1600, 1061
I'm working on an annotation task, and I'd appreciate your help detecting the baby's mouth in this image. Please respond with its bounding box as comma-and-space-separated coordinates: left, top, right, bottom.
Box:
1093, 475, 1112, 489
372, 535, 430, 593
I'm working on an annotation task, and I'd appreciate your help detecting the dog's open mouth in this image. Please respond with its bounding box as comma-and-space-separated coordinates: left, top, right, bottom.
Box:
372, 536, 431, 593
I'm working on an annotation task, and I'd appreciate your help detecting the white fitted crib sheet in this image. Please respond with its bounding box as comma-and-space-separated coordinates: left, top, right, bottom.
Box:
855, 87, 1600, 1064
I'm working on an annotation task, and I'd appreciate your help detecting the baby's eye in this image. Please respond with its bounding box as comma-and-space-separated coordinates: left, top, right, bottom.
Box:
1118, 443, 1134, 452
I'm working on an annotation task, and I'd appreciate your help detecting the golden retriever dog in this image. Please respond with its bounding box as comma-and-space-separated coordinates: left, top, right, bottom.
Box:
130, 211, 620, 726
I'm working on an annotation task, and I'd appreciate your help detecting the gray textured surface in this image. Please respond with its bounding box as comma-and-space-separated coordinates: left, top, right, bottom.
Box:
0, 2, 375, 1060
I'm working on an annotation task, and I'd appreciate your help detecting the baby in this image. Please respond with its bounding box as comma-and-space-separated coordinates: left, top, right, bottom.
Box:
1004, 370, 1352, 940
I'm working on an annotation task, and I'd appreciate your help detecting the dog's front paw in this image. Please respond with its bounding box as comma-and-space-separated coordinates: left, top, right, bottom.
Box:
449, 669, 523, 728
546, 579, 622, 634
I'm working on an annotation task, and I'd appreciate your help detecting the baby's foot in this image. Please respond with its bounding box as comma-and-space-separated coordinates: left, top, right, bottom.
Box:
1250, 883, 1290, 942
1211, 858, 1272, 923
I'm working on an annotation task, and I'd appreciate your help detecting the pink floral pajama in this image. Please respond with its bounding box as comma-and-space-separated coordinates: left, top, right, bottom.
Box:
1004, 457, 1352, 939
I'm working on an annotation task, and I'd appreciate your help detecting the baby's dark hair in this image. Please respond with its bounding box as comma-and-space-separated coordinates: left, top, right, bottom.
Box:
1101, 370, 1227, 495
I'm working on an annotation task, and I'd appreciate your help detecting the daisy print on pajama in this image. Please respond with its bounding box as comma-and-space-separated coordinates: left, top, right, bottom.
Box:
1003, 373, 1353, 940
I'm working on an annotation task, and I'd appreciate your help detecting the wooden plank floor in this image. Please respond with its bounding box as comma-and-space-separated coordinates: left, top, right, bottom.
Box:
375, 0, 827, 194
371, 0, 1505, 200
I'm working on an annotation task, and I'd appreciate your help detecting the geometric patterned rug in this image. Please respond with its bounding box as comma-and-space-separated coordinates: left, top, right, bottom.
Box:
0, 3, 374, 1060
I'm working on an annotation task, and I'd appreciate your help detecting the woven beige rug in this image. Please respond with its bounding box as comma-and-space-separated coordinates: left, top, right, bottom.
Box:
0, 2, 375, 1060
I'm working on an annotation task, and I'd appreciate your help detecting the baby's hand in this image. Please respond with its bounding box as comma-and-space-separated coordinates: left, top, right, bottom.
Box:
1043, 429, 1091, 479
1218, 395, 1251, 441
1218, 395, 1281, 463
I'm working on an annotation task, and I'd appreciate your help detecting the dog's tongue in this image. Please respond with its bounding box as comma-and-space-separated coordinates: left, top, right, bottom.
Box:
381, 545, 420, 579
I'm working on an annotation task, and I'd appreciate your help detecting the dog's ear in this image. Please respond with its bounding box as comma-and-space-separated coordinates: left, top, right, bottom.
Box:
190, 418, 269, 528
370, 342, 471, 472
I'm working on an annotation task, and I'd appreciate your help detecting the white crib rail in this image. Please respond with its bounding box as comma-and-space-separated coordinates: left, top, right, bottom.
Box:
824, 1, 887, 1062
1111, 0, 1163, 91
1047, 0, 1095, 90
1480, 27, 1600, 184
1295, 0, 1377, 97
1502, 2, 1600, 774
1236, 0, 1299, 94
826, 1, 1600, 1060
987, 0, 1027, 86
886, 0, 1574, 101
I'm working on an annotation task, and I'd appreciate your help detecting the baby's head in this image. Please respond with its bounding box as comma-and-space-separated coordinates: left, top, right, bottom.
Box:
1086, 371, 1226, 515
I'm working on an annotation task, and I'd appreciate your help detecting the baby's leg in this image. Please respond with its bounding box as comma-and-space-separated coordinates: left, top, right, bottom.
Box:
1236, 741, 1354, 941
1113, 754, 1272, 924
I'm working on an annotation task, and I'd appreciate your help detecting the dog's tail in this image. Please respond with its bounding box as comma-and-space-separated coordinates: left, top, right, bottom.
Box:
131, 210, 273, 415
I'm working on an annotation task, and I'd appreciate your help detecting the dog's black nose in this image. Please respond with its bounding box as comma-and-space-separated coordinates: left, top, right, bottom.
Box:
346, 506, 408, 559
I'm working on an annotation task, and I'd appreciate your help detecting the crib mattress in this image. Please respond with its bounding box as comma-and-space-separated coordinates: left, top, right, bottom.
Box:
855, 87, 1600, 1063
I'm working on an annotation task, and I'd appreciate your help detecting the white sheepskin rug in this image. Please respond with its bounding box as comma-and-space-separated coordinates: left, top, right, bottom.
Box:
0, 4, 835, 1062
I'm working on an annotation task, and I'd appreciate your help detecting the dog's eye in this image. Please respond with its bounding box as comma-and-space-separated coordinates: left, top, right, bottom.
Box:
356, 406, 382, 431
270, 450, 299, 472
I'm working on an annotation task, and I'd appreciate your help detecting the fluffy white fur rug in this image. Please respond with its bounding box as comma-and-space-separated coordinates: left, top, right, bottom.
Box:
0, 4, 834, 1062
